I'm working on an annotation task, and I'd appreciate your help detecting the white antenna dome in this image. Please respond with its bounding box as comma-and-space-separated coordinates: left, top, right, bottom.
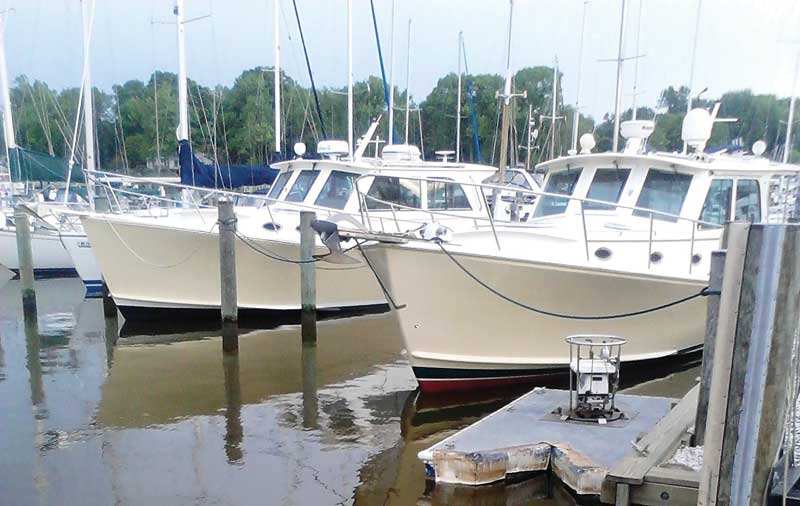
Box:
752, 140, 767, 157
620, 120, 655, 154
681, 108, 713, 152
579, 133, 596, 154
293, 142, 307, 157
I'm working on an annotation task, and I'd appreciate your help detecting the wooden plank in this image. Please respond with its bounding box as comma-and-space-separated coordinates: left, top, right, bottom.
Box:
630, 481, 699, 506
645, 466, 700, 488
606, 384, 699, 486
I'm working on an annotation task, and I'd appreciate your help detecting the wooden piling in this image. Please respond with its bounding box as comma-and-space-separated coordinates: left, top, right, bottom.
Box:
14, 206, 36, 320
699, 224, 800, 506
694, 249, 725, 446
301, 342, 318, 429
299, 211, 317, 344
218, 199, 238, 353
101, 280, 117, 319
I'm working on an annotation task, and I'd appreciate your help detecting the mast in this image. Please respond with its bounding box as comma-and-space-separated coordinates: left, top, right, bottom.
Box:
274, 0, 281, 155
456, 31, 463, 161
176, 0, 189, 142
611, 0, 627, 152
784, 48, 799, 164
631, 0, 643, 120
387, 0, 396, 144
404, 19, 411, 144
686, 0, 702, 113
0, 10, 15, 176
81, 0, 96, 209
526, 104, 533, 171
347, 0, 353, 158
495, 0, 514, 219
550, 58, 558, 160
572, 1, 588, 153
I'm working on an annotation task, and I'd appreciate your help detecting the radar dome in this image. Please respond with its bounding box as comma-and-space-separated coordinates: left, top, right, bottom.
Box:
579, 133, 596, 154
681, 108, 713, 152
752, 140, 767, 157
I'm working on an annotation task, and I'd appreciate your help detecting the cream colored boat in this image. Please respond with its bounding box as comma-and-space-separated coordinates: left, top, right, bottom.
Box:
80, 146, 496, 320
362, 120, 800, 391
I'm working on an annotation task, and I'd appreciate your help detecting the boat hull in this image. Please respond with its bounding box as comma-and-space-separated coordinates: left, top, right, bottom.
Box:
61, 233, 104, 297
368, 244, 708, 392
0, 227, 77, 277
80, 215, 388, 319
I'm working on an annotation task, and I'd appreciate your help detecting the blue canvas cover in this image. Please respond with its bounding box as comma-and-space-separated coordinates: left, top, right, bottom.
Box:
178, 139, 279, 189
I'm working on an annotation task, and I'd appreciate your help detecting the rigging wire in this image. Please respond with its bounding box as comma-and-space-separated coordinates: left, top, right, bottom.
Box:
290, 0, 327, 139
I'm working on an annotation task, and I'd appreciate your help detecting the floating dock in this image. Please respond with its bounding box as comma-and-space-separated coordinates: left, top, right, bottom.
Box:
420, 386, 700, 503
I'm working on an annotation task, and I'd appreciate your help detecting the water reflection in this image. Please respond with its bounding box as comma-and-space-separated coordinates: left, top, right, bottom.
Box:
0, 278, 699, 506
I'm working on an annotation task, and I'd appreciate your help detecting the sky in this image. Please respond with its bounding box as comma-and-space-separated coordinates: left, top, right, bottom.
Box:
3, 0, 800, 122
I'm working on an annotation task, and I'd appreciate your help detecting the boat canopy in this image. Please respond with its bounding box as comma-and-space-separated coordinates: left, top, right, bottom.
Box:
9, 147, 85, 184
178, 139, 279, 189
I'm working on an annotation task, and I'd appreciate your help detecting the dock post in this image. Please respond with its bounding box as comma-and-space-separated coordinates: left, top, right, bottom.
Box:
693, 249, 725, 446
299, 211, 317, 344
14, 206, 37, 321
698, 224, 800, 506
301, 342, 318, 429
222, 352, 243, 463
218, 199, 239, 354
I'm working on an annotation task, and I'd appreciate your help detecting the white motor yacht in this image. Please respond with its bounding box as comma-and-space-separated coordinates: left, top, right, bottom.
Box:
358, 115, 800, 392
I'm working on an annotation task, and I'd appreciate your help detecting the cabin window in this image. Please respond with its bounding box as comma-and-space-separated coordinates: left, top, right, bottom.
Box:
633, 169, 693, 222
428, 180, 471, 210
482, 170, 533, 190
365, 176, 421, 210
533, 168, 583, 217
284, 169, 321, 202
314, 170, 355, 209
735, 179, 761, 222
699, 179, 732, 227
584, 168, 631, 210
268, 171, 291, 199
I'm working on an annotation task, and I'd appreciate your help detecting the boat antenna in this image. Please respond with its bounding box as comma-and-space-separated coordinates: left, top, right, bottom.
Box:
631, 0, 643, 120
456, 30, 463, 162
290, 0, 327, 139
80, 0, 97, 210
274, 0, 281, 157
550, 58, 558, 159
347, 0, 354, 158
784, 45, 800, 164
571, 1, 588, 153
368, 0, 393, 145
387, 0, 396, 144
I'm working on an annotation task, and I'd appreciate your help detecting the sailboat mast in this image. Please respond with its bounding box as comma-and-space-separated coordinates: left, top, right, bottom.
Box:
176, 0, 189, 142
0, 11, 15, 175
404, 19, 411, 144
526, 104, 532, 171
571, 1, 588, 153
81, 0, 96, 209
347, 0, 353, 158
612, 0, 627, 152
387, 0, 395, 144
784, 49, 799, 164
631, 0, 642, 120
274, 0, 281, 155
550, 58, 558, 160
456, 31, 463, 162
495, 0, 514, 220
686, 0, 702, 114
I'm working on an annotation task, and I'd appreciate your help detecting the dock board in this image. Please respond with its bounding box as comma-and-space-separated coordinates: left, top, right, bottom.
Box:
419, 388, 676, 495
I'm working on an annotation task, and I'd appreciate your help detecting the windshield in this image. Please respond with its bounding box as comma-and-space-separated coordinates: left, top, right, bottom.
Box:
699, 179, 732, 227
584, 168, 630, 210
533, 168, 582, 217
267, 172, 291, 200
314, 171, 355, 209
482, 170, 532, 190
285, 169, 321, 203
366, 176, 421, 210
633, 169, 693, 221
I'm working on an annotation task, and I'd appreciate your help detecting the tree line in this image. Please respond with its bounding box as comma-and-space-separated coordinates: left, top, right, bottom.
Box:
5, 66, 799, 174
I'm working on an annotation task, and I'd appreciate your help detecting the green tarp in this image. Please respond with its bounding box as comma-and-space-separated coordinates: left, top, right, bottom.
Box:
9, 146, 85, 184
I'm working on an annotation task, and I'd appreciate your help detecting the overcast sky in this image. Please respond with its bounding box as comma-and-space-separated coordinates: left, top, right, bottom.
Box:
4, 0, 800, 121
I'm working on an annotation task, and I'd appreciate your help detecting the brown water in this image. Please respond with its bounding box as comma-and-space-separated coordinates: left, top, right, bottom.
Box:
0, 277, 699, 506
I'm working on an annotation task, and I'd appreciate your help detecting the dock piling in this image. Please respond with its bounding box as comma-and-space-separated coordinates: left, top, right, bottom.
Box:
218, 199, 239, 353
101, 281, 117, 319
299, 211, 317, 344
694, 249, 725, 446
14, 206, 37, 321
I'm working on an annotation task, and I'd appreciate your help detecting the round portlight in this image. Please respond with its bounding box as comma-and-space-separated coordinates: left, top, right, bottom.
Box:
650, 251, 663, 264
594, 247, 612, 260
263, 222, 281, 231
692, 253, 702, 264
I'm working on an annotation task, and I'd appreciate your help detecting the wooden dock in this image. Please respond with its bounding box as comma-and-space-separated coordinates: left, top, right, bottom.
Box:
419, 385, 701, 504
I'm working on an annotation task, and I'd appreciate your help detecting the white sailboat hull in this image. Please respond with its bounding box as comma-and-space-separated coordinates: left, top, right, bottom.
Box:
61, 233, 103, 296
80, 214, 388, 319
368, 243, 707, 392
0, 227, 76, 276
